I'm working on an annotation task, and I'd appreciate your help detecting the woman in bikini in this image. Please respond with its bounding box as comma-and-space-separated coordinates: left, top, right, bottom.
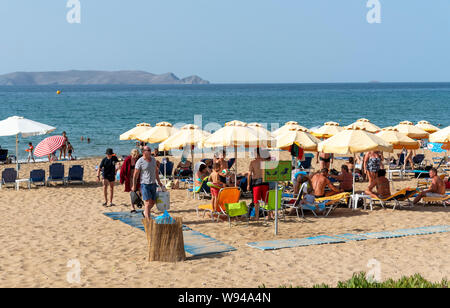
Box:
59, 131, 69, 160
364, 151, 383, 189
317, 152, 333, 170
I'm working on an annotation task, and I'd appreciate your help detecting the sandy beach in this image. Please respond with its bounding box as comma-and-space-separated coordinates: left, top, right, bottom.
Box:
0, 151, 448, 288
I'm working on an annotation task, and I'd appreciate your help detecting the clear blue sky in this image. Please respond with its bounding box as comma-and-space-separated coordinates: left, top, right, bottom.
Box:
0, 0, 449, 83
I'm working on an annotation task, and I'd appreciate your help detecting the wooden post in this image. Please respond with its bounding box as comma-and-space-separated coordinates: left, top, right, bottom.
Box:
142, 217, 186, 262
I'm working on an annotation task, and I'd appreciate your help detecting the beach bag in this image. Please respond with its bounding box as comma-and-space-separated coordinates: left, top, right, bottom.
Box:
154, 210, 175, 224
156, 190, 170, 212
130, 191, 143, 209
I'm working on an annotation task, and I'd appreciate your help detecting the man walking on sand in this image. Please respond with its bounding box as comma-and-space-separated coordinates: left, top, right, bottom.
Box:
132, 146, 165, 219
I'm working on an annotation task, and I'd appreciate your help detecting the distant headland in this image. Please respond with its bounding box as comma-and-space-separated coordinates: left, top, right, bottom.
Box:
0, 70, 210, 85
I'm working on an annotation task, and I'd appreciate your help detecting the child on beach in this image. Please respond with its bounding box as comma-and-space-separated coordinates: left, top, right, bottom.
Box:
209, 162, 226, 213
26, 142, 35, 163
67, 142, 74, 160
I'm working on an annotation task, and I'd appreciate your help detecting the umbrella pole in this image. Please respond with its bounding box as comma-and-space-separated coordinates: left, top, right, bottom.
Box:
16, 133, 19, 174
192, 149, 195, 200
352, 154, 356, 209
235, 147, 237, 187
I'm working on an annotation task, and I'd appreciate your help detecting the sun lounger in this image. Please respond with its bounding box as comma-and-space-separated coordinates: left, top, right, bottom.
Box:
1, 168, 17, 189
315, 192, 351, 216
29, 169, 46, 186
370, 188, 418, 210
422, 195, 449, 208
65, 165, 84, 185
197, 187, 241, 222
47, 163, 65, 186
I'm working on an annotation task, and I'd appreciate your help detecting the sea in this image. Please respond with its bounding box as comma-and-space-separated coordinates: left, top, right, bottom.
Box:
0, 83, 449, 161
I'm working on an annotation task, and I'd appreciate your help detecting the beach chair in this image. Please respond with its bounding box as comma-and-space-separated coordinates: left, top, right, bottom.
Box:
422, 195, 449, 208
0, 149, 8, 164
370, 188, 418, 210
224, 201, 249, 227
412, 154, 426, 168
282, 183, 319, 218
159, 160, 174, 180
66, 165, 84, 185
1, 168, 17, 189
298, 155, 313, 173
315, 192, 351, 216
260, 188, 285, 221
47, 163, 65, 186
197, 187, 241, 222
187, 176, 211, 199
29, 169, 46, 186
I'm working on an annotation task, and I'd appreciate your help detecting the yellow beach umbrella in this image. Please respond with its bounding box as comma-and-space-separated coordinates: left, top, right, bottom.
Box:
415, 120, 439, 134
318, 125, 393, 204
119, 123, 151, 140
318, 126, 393, 155
345, 118, 381, 133
272, 121, 310, 137
247, 122, 274, 140
312, 121, 344, 139
376, 127, 420, 150
158, 124, 210, 151
276, 127, 320, 151
202, 120, 274, 148
135, 122, 179, 144
201, 121, 275, 185
394, 121, 429, 139
429, 126, 450, 143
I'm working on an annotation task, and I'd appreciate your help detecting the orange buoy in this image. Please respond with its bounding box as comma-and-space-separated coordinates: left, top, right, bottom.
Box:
56, 90, 61, 95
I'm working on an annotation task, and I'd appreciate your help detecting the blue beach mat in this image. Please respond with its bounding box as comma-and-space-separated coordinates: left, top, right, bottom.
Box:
361, 225, 450, 239
333, 233, 370, 241
247, 235, 346, 251
104, 211, 236, 257
247, 225, 450, 251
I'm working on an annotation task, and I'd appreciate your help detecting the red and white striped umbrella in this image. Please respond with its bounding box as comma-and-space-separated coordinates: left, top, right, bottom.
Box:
34, 136, 65, 157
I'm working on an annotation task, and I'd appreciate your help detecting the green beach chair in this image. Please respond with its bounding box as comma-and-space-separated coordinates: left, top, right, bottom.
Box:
224, 201, 249, 227
261, 188, 285, 222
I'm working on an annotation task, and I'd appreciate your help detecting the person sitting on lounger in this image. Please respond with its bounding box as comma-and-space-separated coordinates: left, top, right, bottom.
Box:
365, 169, 391, 199
330, 165, 353, 193
413, 168, 446, 204
310, 168, 341, 198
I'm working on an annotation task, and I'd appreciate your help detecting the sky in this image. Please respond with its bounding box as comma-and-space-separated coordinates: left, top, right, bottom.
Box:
0, 0, 449, 83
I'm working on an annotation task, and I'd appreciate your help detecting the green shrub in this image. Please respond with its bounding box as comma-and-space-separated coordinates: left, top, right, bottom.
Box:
260, 272, 449, 288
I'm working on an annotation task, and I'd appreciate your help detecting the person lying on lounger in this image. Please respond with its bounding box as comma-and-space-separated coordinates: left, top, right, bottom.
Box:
413, 168, 446, 205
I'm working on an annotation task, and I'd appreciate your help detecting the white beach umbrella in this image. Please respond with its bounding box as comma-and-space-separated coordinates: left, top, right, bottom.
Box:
0, 116, 56, 170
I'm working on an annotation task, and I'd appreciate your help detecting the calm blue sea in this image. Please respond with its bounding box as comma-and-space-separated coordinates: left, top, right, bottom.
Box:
0, 83, 449, 160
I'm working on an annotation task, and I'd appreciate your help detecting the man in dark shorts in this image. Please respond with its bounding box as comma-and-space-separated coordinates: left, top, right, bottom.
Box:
97, 148, 120, 207
132, 146, 165, 219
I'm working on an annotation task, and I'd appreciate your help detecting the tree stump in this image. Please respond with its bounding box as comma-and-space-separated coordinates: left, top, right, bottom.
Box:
142, 217, 186, 262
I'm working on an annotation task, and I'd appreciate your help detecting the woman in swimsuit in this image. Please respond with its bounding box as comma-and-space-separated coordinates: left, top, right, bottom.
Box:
317, 152, 333, 170
364, 151, 382, 188
59, 131, 68, 160
194, 163, 209, 192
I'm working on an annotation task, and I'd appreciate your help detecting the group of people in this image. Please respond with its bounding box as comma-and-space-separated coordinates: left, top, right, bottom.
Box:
25, 131, 75, 163
95, 142, 447, 221
98, 145, 165, 219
